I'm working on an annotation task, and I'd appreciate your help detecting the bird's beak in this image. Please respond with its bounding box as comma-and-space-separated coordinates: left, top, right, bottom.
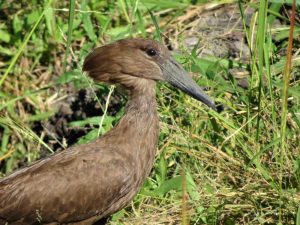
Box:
160, 57, 217, 111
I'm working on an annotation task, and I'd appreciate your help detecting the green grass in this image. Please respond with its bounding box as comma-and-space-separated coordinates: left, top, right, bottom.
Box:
1, 0, 300, 224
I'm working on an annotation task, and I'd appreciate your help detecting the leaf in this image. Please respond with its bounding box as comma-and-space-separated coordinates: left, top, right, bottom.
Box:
186, 171, 200, 201
81, 1, 97, 42
111, 209, 126, 221
27, 11, 41, 25
274, 27, 300, 41
157, 152, 167, 185
76, 129, 99, 145
13, 15, 23, 33
0, 46, 13, 55
26, 110, 56, 122
107, 25, 130, 38
69, 116, 114, 127
0, 126, 11, 152
44, 7, 54, 35
0, 29, 11, 43
152, 176, 182, 197
56, 70, 82, 84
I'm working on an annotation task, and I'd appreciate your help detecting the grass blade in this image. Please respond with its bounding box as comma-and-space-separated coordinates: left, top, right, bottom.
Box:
63, 0, 75, 71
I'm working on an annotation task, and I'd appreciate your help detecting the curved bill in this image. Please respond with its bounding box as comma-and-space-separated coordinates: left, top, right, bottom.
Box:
160, 57, 217, 111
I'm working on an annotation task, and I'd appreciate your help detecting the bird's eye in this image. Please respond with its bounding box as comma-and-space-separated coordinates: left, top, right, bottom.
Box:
146, 48, 157, 57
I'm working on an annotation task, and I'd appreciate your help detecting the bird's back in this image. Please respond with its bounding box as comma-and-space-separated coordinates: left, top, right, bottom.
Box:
0, 139, 136, 224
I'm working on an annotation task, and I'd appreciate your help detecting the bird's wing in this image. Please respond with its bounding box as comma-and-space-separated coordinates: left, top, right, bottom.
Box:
0, 141, 136, 224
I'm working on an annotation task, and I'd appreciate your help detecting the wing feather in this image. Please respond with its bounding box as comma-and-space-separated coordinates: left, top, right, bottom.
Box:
0, 141, 135, 224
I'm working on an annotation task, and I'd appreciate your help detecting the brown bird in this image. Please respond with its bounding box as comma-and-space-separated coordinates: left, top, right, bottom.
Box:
0, 38, 216, 225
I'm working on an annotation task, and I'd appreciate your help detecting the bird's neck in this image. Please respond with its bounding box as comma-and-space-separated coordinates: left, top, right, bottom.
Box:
119, 81, 159, 151
107, 81, 159, 180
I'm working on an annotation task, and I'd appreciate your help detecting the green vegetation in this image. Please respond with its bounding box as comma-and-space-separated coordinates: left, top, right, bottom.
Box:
0, 0, 299, 224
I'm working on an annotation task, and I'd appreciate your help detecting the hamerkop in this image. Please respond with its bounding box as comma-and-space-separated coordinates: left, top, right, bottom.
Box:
0, 38, 217, 224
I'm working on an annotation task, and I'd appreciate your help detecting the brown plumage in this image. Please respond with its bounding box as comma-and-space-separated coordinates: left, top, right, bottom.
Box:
0, 38, 216, 225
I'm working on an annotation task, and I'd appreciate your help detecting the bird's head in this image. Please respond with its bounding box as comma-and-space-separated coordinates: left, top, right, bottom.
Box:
83, 38, 217, 111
